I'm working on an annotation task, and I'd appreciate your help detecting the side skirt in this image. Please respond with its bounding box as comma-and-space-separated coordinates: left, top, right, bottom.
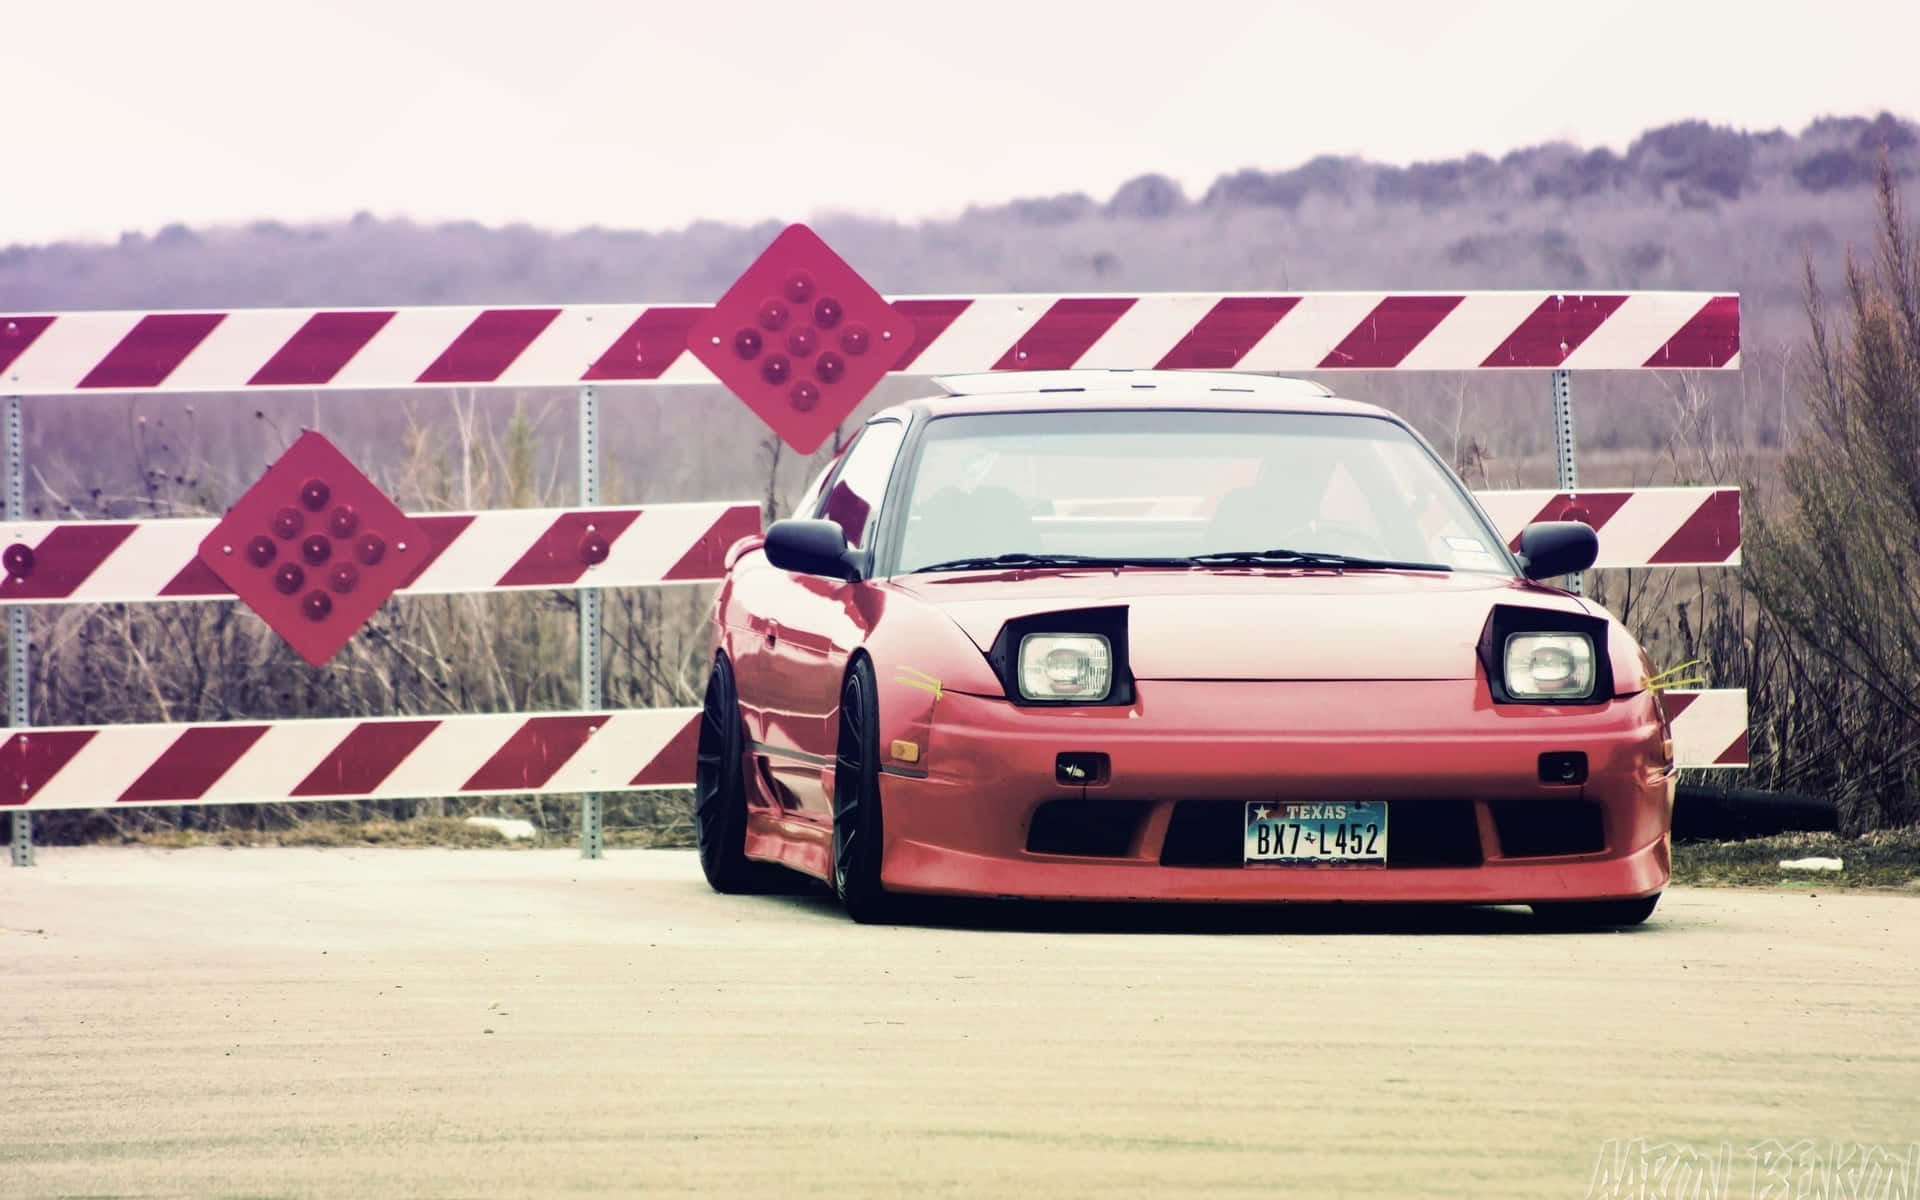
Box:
744, 809, 833, 882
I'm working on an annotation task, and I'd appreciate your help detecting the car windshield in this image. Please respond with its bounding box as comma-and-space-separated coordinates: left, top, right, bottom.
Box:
891, 408, 1512, 575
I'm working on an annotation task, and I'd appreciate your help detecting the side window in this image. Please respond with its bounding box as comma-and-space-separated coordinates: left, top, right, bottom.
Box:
814, 420, 906, 548
793, 458, 838, 519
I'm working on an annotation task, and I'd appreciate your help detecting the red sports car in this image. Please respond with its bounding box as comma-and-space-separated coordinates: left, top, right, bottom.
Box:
696, 371, 1675, 925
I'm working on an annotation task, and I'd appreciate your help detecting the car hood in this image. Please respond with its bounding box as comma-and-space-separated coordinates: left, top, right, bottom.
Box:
888, 570, 1591, 681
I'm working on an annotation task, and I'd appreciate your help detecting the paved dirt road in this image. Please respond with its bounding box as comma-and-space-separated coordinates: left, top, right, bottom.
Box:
3, 847, 1916, 1199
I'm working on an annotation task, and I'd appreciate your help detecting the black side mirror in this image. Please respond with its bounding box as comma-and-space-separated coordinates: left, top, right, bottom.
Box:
764, 518, 863, 580
1516, 521, 1599, 581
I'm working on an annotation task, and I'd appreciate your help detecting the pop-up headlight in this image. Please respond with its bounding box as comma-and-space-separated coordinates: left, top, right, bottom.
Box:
1478, 605, 1612, 706
1502, 633, 1596, 700
986, 606, 1134, 707
1018, 634, 1113, 701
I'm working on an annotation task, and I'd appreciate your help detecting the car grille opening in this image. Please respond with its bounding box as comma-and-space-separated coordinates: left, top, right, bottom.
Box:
1158, 801, 1246, 867
1026, 798, 1147, 858
1489, 799, 1606, 858
1158, 799, 1482, 868
1387, 800, 1484, 867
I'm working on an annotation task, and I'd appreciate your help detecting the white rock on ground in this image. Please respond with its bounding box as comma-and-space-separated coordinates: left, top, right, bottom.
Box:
463, 816, 538, 840
1778, 856, 1844, 871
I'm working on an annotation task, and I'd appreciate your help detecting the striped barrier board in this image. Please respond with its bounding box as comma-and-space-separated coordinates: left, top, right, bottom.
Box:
0, 685, 1742, 811
0, 488, 1737, 603
0, 292, 1739, 396
1664, 688, 1747, 768
0, 709, 700, 810
0, 502, 759, 603
1476, 487, 1740, 568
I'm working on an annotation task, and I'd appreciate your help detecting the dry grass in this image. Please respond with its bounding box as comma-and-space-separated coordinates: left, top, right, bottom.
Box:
1672, 827, 1920, 889
125, 816, 523, 849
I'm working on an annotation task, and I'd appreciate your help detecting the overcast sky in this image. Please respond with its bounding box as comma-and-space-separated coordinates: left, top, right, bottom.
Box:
10, 0, 1918, 245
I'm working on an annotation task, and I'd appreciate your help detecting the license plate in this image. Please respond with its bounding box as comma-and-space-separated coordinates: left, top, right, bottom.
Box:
1245, 801, 1387, 865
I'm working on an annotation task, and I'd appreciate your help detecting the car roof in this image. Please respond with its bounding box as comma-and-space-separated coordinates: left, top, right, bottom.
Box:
870, 371, 1397, 422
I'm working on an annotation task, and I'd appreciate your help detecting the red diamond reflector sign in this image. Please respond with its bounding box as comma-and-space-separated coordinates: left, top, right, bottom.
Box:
687, 224, 910, 454
198, 431, 427, 666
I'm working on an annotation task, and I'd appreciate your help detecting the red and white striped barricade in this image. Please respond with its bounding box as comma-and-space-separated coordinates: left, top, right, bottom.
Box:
0, 687, 1746, 814
1, 291, 1738, 395
0, 502, 760, 604
0, 708, 697, 812
1475, 487, 1740, 568
0, 257, 1748, 867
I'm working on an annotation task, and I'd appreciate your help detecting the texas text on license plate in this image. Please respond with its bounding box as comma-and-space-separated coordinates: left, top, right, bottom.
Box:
1245, 801, 1388, 865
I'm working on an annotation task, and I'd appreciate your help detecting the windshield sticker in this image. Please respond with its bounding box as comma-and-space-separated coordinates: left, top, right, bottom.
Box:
1444, 536, 1491, 554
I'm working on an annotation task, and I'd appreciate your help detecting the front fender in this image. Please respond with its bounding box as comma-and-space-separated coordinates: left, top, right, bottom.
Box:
1608, 620, 1654, 698
861, 594, 1004, 775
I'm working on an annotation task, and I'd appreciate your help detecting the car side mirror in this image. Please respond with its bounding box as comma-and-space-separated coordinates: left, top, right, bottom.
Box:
764, 518, 863, 580
1516, 521, 1599, 581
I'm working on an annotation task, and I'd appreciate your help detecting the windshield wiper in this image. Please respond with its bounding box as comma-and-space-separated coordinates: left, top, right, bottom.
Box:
1189, 548, 1452, 572
910, 548, 1453, 574
909, 552, 1189, 574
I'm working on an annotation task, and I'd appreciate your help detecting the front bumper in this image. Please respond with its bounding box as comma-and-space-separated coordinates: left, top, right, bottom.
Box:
877, 679, 1673, 904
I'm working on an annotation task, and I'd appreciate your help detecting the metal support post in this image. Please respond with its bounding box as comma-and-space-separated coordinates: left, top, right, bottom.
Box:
7, 396, 32, 866
577, 387, 604, 859
1550, 369, 1583, 596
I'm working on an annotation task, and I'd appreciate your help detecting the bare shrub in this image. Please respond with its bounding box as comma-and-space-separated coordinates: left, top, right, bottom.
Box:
1744, 161, 1920, 832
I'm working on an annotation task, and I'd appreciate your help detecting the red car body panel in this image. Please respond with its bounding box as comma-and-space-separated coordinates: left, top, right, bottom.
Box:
710, 379, 1674, 906
714, 562, 1674, 905
899, 570, 1577, 680
873, 681, 1670, 903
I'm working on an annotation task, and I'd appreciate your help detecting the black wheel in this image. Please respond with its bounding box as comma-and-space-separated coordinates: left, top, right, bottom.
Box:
1531, 893, 1661, 929
833, 657, 895, 923
694, 653, 778, 894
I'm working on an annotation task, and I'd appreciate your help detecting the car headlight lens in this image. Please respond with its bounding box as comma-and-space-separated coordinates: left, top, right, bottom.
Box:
1018, 633, 1112, 701
1503, 633, 1596, 700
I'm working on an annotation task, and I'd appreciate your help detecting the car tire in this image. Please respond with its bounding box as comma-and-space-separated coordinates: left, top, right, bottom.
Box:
694, 653, 779, 894
833, 656, 895, 924
1530, 893, 1661, 929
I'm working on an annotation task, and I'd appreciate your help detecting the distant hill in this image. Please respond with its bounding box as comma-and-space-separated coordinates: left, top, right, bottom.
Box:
1, 111, 1915, 517
6, 112, 1913, 351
